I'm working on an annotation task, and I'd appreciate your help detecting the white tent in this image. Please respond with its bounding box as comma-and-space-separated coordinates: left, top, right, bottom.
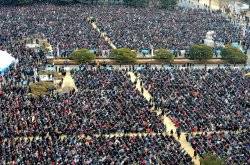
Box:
0, 50, 16, 73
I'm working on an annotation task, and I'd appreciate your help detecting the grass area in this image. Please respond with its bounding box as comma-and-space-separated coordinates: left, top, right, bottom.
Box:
29, 82, 55, 96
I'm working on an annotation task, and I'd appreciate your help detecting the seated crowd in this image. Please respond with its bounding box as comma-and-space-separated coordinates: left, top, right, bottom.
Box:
139, 67, 249, 132
93, 6, 245, 51
72, 66, 165, 134
1, 65, 165, 138
190, 131, 250, 164
243, 27, 250, 50
0, 4, 109, 55
0, 43, 188, 163
0, 3, 249, 164
1, 5, 248, 54
0, 134, 192, 164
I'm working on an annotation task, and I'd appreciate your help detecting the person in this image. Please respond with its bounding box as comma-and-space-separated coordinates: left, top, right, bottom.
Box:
186, 133, 189, 142
170, 129, 174, 136
177, 128, 181, 140
194, 150, 197, 158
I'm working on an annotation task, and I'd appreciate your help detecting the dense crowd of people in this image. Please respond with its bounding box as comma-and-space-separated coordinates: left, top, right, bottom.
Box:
243, 26, 250, 50
0, 134, 192, 164
0, 4, 248, 54
139, 67, 250, 132
0, 3, 249, 164
190, 131, 250, 164
93, 6, 245, 51
72, 66, 165, 134
1, 66, 165, 138
0, 5, 110, 56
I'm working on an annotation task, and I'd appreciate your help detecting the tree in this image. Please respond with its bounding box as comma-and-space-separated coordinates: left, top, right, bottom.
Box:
154, 49, 174, 62
124, 0, 149, 7
110, 48, 137, 63
69, 49, 96, 64
189, 44, 213, 61
160, 0, 177, 9
200, 152, 225, 165
221, 46, 247, 64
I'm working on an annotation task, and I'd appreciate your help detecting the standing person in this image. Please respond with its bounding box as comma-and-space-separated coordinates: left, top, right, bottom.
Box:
177, 128, 181, 140
170, 129, 174, 136
194, 150, 197, 158
185, 133, 189, 142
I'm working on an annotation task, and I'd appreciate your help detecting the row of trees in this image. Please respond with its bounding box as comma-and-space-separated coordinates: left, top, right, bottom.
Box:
124, 0, 177, 8
69, 48, 174, 63
189, 44, 247, 64
0, 0, 178, 8
69, 44, 248, 64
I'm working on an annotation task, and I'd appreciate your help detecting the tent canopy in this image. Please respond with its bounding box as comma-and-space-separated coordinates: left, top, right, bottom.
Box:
0, 50, 16, 73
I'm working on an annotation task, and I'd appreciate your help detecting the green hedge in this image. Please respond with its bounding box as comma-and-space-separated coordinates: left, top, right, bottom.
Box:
221, 46, 247, 64
189, 44, 213, 61
200, 152, 225, 165
110, 48, 137, 63
154, 49, 174, 62
69, 48, 96, 64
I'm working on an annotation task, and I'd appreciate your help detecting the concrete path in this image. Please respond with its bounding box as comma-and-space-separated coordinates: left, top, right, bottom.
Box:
60, 72, 77, 92
128, 71, 200, 165
89, 19, 117, 49
193, 129, 249, 136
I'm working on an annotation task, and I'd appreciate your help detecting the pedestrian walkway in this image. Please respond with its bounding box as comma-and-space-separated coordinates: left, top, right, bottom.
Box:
193, 129, 249, 136
128, 71, 200, 165
88, 18, 117, 49
60, 72, 77, 92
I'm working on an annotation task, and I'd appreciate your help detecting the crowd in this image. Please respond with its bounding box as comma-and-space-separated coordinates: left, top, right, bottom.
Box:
243, 26, 250, 50
93, 6, 244, 51
190, 131, 250, 164
0, 5, 247, 54
0, 67, 165, 138
0, 4, 110, 56
0, 3, 249, 164
71, 66, 165, 134
139, 67, 250, 132
0, 134, 192, 164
